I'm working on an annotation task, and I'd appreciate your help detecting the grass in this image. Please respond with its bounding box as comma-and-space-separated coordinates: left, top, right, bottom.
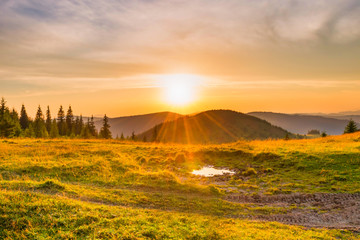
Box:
1, 133, 360, 238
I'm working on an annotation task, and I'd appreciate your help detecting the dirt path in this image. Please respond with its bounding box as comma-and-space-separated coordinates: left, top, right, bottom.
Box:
226, 193, 360, 231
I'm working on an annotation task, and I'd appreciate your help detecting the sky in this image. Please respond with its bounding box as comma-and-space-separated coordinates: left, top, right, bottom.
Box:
1, 0, 360, 117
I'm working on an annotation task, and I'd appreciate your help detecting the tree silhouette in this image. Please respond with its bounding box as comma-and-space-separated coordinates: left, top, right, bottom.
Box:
88, 115, 97, 137
57, 106, 66, 136
99, 114, 112, 139
131, 131, 136, 141
45, 106, 52, 133
50, 119, 59, 138
66, 106, 74, 136
34, 105, 48, 138
19, 104, 30, 130
0, 98, 20, 137
344, 120, 358, 134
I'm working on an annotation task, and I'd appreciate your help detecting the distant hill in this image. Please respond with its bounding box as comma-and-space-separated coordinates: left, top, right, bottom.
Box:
95, 112, 183, 137
248, 112, 353, 135
137, 110, 292, 144
322, 115, 360, 123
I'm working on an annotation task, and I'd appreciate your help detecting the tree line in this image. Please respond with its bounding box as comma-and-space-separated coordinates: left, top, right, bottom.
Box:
0, 98, 112, 139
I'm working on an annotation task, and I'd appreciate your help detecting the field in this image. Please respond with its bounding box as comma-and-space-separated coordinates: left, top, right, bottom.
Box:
1, 133, 360, 239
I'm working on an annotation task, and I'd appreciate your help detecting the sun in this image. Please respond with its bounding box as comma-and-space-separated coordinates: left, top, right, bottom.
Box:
161, 74, 200, 106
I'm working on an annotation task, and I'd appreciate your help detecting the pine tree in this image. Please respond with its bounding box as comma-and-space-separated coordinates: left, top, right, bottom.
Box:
344, 119, 358, 134
19, 104, 30, 130
81, 118, 92, 139
45, 106, 52, 134
120, 132, 124, 140
24, 122, 35, 138
99, 114, 112, 139
284, 133, 290, 140
0, 98, 19, 137
10, 109, 21, 137
34, 105, 47, 138
50, 119, 59, 138
57, 106, 66, 136
74, 116, 80, 135
0, 97, 6, 117
88, 115, 97, 137
66, 105, 74, 136
79, 115, 84, 135
131, 131, 136, 141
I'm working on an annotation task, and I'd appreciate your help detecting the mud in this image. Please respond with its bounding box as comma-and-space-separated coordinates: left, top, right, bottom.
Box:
226, 193, 360, 231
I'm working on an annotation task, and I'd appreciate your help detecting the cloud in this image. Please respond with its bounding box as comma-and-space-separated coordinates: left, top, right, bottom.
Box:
0, 0, 360, 83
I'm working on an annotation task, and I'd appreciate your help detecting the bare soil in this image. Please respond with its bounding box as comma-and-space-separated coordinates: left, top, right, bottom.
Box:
226, 193, 360, 231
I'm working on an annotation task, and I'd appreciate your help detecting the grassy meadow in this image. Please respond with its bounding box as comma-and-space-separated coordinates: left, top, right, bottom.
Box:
1, 133, 360, 239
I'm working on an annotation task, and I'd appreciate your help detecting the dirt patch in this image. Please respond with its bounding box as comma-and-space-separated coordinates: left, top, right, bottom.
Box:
226, 193, 360, 231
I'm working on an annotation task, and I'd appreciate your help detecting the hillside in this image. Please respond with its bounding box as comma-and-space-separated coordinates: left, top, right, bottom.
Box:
1, 134, 360, 238
94, 112, 182, 137
325, 114, 360, 123
248, 112, 352, 135
138, 110, 292, 144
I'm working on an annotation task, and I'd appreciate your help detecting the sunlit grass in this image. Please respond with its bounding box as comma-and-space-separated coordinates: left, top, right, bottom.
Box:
1, 134, 360, 238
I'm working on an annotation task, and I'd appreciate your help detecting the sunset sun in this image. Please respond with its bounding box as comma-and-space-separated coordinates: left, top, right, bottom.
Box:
161, 74, 201, 106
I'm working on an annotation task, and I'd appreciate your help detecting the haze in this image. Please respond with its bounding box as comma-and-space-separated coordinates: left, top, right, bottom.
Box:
1, 0, 360, 117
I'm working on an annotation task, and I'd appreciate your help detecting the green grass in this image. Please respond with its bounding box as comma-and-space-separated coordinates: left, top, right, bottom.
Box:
1, 134, 360, 238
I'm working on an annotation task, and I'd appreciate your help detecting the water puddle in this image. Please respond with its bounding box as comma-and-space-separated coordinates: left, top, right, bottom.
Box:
192, 166, 235, 177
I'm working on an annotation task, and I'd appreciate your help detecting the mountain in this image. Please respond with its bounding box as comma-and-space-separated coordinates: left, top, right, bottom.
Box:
321, 115, 360, 123
248, 112, 353, 135
95, 112, 183, 137
137, 110, 292, 144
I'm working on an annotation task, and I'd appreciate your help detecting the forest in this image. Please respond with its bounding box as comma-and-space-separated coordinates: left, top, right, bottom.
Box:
0, 98, 111, 139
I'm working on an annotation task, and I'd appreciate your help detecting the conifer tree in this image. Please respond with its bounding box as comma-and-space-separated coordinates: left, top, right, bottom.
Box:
88, 115, 97, 137
344, 119, 358, 134
131, 131, 136, 141
74, 116, 80, 136
57, 105, 66, 136
0, 98, 19, 137
0, 97, 6, 117
34, 105, 47, 138
66, 105, 74, 136
50, 119, 59, 138
19, 104, 30, 130
80, 118, 92, 139
10, 108, 21, 137
120, 132, 124, 140
79, 115, 84, 135
24, 122, 35, 138
45, 106, 52, 133
99, 114, 112, 139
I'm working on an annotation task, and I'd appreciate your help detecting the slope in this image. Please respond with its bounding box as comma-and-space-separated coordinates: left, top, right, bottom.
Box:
95, 112, 182, 137
138, 110, 291, 144
248, 112, 352, 135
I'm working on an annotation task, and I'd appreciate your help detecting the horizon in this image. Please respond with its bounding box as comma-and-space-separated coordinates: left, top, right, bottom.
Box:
2, 97, 360, 119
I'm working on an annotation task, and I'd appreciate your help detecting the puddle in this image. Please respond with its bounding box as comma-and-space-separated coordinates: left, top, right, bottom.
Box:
191, 166, 235, 177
